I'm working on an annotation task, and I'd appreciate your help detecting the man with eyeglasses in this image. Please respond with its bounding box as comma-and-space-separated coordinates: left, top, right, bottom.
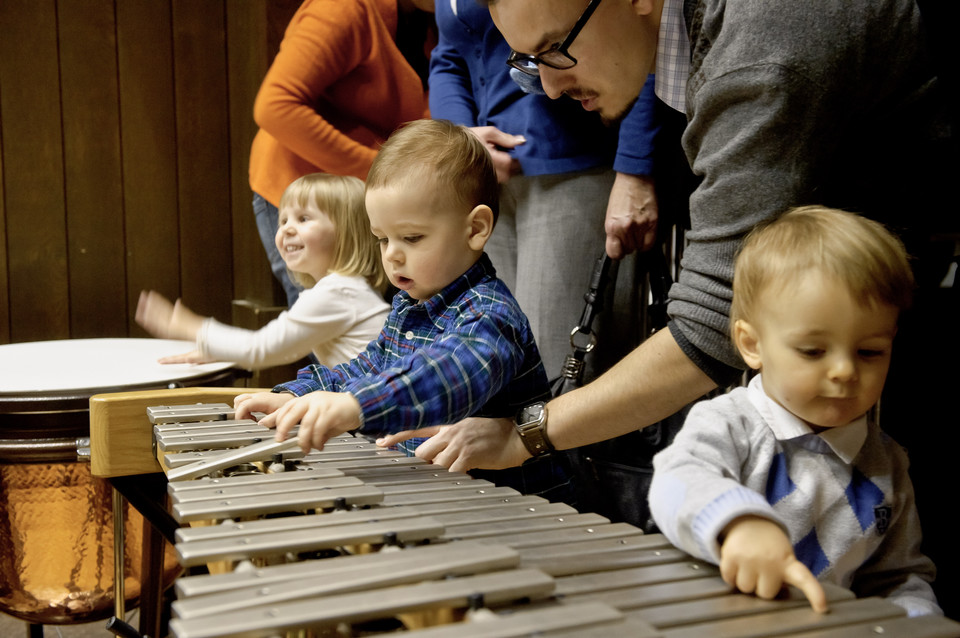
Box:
429, 0, 666, 386
382, 0, 956, 614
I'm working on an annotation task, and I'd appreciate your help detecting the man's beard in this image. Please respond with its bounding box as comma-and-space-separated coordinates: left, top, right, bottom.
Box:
600, 95, 639, 126
564, 89, 638, 126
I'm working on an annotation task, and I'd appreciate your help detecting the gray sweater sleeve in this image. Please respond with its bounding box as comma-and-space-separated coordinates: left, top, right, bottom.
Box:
669, 0, 934, 378
670, 62, 832, 374
650, 390, 788, 563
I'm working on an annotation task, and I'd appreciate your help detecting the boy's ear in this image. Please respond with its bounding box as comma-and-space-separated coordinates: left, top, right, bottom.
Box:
466, 204, 494, 251
733, 319, 763, 370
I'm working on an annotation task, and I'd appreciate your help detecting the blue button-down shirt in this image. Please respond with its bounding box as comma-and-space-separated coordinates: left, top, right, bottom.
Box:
276, 254, 571, 500
276, 253, 550, 441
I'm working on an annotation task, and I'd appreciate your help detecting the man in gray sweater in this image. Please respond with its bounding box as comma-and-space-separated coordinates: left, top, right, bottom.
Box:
379, 0, 956, 613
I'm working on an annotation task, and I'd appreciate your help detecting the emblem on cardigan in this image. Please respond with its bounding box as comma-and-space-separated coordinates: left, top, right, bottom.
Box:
875, 505, 892, 535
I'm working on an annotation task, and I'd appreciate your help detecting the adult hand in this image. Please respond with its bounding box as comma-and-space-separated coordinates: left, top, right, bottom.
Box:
720, 515, 829, 613
375, 416, 530, 473
468, 126, 524, 183
234, 391, 295, 422
266, 392, 363, 453
604, 172, 659, 258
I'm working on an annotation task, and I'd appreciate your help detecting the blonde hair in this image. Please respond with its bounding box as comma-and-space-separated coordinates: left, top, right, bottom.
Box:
732, 206, 914, 333
366, 119, 500, 223
278, 174, 387, 293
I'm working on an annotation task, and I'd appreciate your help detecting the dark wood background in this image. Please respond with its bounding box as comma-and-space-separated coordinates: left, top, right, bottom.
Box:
0, 0, 302, 346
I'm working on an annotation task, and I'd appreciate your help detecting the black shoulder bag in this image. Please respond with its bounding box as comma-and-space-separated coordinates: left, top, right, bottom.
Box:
552, 249, 687, 532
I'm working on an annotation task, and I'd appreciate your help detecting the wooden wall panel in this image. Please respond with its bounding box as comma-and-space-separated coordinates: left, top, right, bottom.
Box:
0, 1, 293, 348
116, 0, 181, 335
0, 101, 8, 344
59, 0, 128, 337
224, 0, 300, 307
172, 0, 234, 322
226, 0, 280, 307
0, 0, 70, 343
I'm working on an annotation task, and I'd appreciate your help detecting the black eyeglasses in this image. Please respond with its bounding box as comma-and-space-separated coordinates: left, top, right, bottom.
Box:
506, 0, 602, 76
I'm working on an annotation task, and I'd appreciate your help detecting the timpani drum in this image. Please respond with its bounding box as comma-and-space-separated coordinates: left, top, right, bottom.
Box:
0, 339, 236, 625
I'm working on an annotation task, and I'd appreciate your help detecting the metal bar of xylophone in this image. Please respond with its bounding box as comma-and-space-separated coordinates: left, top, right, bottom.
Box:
101, 398, 960, 638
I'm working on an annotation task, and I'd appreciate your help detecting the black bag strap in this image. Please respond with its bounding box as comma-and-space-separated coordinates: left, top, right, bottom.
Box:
642, 246, 672, 334
550, 254, 616, 397
551, 248, 674, 398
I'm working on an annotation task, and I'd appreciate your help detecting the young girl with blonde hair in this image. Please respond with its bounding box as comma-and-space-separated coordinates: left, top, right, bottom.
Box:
137, 174, 389, 369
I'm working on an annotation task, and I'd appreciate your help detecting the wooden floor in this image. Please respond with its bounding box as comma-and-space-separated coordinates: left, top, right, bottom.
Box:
0, 608, 138, 638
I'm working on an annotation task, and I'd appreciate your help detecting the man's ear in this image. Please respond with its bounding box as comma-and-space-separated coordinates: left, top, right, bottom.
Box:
733, 319, 763, 370
466, 205, 494, 251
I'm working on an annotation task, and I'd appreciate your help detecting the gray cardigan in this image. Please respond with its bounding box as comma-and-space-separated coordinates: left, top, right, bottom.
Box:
650, 377, 941, 617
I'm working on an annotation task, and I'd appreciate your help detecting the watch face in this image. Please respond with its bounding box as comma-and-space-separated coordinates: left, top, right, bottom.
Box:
519, 403, 544, 425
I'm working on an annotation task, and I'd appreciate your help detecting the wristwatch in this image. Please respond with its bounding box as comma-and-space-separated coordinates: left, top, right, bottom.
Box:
514, 401, 554, 457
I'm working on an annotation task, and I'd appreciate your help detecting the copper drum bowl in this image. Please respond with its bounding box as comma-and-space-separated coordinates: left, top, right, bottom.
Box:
0, 392, 181, 625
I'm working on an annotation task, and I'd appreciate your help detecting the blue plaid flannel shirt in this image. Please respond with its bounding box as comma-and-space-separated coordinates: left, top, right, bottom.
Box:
275, 254, 551, 446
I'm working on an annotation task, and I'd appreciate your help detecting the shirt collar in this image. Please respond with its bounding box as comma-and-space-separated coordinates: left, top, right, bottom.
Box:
655, 0, 691, 113
746, 375, 868, 463
393, 253, 496, 317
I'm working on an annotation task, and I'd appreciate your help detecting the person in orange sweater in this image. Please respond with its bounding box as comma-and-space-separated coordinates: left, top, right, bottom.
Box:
249, 0, 432, 306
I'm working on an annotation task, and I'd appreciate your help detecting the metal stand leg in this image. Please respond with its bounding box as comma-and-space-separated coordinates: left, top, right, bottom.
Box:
26, 623, 43, 638
106, 616, 143, 638
109, 473, 178, 638
139, 519, 165, 638
113, 487, 126, 621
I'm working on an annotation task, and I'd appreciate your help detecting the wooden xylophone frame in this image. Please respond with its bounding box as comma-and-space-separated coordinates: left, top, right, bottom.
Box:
90, 388, 960, 638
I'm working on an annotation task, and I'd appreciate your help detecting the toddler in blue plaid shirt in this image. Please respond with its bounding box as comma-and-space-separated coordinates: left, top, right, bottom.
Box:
236, 119, 571, 499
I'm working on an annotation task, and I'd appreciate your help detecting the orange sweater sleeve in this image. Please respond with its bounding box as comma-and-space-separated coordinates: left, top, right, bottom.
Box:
252, 0, 425, 180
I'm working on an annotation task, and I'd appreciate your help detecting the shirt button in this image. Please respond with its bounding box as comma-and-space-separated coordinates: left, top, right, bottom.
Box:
405, 330, 415, 340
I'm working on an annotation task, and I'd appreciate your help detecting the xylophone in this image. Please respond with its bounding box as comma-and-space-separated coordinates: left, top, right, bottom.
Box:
90, 389, 960, 638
